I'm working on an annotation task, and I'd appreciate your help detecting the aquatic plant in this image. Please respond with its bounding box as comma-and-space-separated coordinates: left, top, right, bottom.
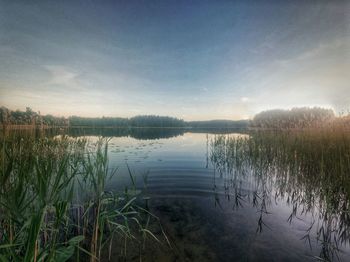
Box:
210, 127, 350, 261
0, 132, 162, 261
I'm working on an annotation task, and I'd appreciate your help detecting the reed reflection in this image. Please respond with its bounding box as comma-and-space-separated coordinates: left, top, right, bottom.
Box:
210, 130, 350, 261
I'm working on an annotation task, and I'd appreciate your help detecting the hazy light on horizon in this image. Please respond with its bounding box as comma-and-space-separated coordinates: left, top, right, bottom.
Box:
0, 1, 349, 120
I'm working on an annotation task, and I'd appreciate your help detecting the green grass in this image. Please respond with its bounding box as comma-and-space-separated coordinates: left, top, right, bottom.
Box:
0, 132, 163, 262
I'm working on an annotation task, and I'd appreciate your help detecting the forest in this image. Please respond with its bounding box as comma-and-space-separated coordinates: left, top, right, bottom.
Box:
251, 107, 349, 129
1, 106, 349, 129
0, 107, 185, 128
0, 107, 240, 128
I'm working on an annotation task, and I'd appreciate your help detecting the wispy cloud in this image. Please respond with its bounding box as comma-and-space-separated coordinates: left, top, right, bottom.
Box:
240, 97, 251, 103
44, 65, 86, 91
0, 1, 348, 119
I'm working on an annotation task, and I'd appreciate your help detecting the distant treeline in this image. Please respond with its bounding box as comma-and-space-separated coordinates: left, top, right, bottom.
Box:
0, 107, 68, 126
69, 115, 186, 127
0, 107, 186, 128
251, 107, 349, 129
0, 106, 248, 128
1, 106, 349, 130
188, 120, 249, 128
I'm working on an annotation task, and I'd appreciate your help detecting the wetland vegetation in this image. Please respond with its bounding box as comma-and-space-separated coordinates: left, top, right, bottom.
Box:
0, 133, 167, 261
1, 107, 350, 261
1, 0, 348, 260
210, 127, 350, 261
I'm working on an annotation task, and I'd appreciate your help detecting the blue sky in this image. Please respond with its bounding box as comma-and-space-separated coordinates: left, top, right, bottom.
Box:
0, 0, 349, 120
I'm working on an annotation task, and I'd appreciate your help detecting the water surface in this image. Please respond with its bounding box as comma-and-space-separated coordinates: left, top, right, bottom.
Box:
74, 129, 350, 261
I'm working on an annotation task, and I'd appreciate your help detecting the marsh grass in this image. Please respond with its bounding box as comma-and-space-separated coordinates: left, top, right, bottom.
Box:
210, 127, 350, 261
0, 132, 163, 261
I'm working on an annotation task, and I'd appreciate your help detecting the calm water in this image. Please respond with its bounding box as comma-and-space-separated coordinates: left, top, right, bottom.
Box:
74, 129, 350, 261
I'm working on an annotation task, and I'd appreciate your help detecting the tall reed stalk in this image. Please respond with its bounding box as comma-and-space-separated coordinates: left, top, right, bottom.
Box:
0, 133, 162, 261
210, 127, 350, 261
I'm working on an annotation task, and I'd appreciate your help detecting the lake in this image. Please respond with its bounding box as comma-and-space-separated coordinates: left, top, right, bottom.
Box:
66, 128, 350, 261
2, 127, 350, 261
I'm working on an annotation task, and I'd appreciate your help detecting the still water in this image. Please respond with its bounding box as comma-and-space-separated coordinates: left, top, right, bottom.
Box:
74, 128, 350, 261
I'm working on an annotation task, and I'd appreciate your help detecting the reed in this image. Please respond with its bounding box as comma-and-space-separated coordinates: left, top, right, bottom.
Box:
0, 132, 161, 261
210, 127, 350, 261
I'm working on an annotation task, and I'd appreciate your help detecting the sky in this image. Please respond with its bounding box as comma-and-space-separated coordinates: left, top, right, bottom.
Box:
0, 0, 349, 120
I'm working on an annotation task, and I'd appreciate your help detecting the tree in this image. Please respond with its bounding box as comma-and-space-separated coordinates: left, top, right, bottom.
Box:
252, 107, 335, 129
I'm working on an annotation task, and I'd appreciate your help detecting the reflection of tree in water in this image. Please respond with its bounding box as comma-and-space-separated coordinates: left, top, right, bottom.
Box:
7, 127, 247, 141
67, 127, 186, 140
210, 130, 350, 261
66, 127, 246, 140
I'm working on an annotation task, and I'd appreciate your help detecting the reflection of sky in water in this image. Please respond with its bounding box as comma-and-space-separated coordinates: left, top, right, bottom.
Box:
80, 132, 350, 261
105, 133, 211, 190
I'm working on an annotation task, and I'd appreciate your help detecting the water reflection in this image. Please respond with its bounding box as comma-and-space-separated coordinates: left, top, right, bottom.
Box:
210, 130, 350, 261
3, 127, 350, 260
67, 127, 246, 140
2, 126, 246, 140
68, 127, 186, 140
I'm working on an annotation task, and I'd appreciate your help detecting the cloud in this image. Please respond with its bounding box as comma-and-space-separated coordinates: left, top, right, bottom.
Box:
248, 38, 350, 114
240, 97, 250, 103
44, 65, 86, 91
